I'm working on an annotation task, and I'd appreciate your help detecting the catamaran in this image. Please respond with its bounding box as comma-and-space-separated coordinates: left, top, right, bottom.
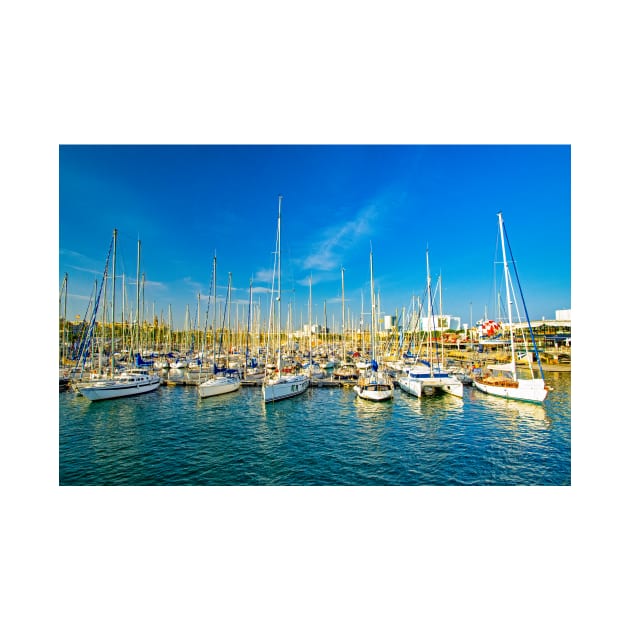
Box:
472, 212, 549, 403
398, 248, 463, 399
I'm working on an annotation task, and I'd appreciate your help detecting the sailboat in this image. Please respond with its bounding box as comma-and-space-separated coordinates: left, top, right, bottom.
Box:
398, 248, 463, 398
198, 258, 241, 398
333, 266, 359, 381
472, 212, 549, 403
76, 230, 161, 401
262, 196, 310, 403
300, 275, 325, 380
353, 247, 394, 402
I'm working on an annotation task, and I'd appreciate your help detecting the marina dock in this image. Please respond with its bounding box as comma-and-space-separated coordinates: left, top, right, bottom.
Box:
162, 375, 358, 388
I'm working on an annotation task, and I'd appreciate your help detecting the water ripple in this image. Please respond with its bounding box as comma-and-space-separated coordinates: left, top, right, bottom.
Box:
60, 373, 571, 485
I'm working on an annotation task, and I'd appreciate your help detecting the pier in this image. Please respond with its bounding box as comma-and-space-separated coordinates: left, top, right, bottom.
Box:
162, 375, 358, 388
133, 346, 573, 391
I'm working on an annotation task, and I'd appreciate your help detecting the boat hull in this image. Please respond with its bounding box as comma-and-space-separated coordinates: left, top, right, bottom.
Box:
353, 383, 394, 401
170, 360, 189, 369
77, 375, 161, 401
262, 374, 309, 403
353, 372, 395, 402
302, 364, 325, 379
473, 378, 548, 403
398, 375, 464, 398
198, 376, 241, 398
333, 366, 359, 380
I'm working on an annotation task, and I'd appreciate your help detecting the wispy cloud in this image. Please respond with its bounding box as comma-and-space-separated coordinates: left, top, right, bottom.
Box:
62, 249, 107, 276
126, 278, 167, 290
251, 286, 272, 295
295, 270, 338, 287
143, 279, 166, 290
60, 248, 87, 259
302, 202, 379, 271
253, 268, 274, 284
325, 296, 344, 304
253, 195, 396, 292
67, 264, 105, 276
182, 276, 205, 294
68, 292, 93, 302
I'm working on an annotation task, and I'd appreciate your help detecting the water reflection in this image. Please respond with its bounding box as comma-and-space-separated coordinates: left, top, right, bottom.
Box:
61, 389, 165, 484
353, 395, 395, 421
397, 390, 465, 417
60, 371, 571, 485
195, 387, 241, 414
468, 387, 549, 428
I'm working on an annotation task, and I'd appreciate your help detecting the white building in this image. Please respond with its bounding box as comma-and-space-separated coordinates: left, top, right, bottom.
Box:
383, 315, 397, 330
419, 315, 461, 332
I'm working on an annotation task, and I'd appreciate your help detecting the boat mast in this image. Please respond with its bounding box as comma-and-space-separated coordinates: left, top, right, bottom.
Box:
370, 246, 376, 364
184, 304, 190, 355
256, 297, 261, 367
63, 273, 68, 365
438, 272, 445, 371
323, 300, 327, 354
167, 304, 172, 354
309, 275, 313, 370
141, 273, 146, 352
498, 212, 516, 375
135, 239, 141, 360
469, 301, 473, 351
227, 272, 232, 365
212, 254, 217, 370
100, 255, 107, 375
111, 228, 117, 376
360, 290, 365, 357
502, 221, 546, 380
341, 267, 346, 361
60, 273, 68, 365
197, 292, 201, 356
121, 273, 126, 356
276, 195, 283, 374
88, 278, 97, 374
245, 276, 253, 378
426, 247, 434, 376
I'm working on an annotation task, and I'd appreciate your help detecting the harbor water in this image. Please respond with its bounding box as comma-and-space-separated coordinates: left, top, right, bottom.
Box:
59, 371, 570, 485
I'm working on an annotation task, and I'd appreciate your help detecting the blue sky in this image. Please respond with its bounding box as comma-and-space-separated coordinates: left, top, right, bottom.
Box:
59, 145, 570, 330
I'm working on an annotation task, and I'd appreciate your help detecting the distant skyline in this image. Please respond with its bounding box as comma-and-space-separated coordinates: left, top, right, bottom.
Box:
59, 145, 570, 331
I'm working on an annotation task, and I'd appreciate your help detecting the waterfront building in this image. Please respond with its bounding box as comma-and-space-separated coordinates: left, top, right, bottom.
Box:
419, 314, 461, 332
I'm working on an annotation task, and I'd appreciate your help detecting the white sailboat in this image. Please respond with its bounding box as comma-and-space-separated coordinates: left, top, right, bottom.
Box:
198, 257, 241, 398
76, 230, 161, 401
398, 248, 463, 399
77, 367, 161, 401
198, 371, 240, 398
353, 247, 394, 402
262, 195, 310, 403
333, 266, 360, 381
472, 212, 548, 403
301, 275, 325, 380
